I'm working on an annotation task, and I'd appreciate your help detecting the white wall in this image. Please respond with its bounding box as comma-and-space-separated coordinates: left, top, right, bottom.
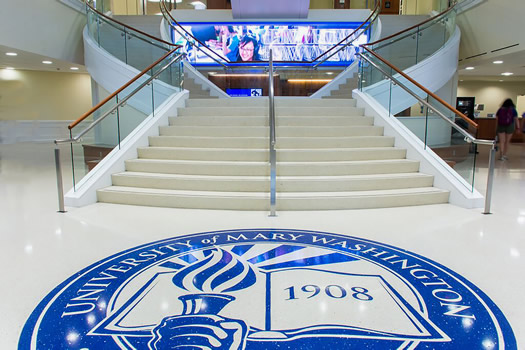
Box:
458, 81, 525, 117
0, 69, 92, 144
456, 0, 524, 62
0, 0, 86, 65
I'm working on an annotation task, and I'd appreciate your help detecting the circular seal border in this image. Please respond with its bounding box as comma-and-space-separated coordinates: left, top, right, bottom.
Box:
19, 229, 517, 349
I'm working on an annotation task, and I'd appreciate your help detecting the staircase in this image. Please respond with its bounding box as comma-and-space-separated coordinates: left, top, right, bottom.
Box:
322, 73, 359, 99
97, 98, 449, 210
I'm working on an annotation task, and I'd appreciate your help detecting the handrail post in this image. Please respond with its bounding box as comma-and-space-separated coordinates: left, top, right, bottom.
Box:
483, 142, 496, 215
54, 144, 66, 213
268, 49, 277, 217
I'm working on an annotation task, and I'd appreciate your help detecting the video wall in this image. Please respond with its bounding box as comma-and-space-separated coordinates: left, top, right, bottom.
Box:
170, 22, 369, 65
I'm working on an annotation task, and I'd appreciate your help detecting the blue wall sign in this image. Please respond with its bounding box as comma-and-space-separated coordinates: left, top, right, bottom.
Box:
20, 229, 516, 349
227, 88, 263, 97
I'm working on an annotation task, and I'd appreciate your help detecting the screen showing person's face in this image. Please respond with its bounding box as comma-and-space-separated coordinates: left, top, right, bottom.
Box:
239, 41, 255, 61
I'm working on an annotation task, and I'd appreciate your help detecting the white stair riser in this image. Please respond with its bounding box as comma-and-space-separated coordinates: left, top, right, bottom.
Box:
148, 136, 395, 149
125, 160, 418, 176
178, 107, 364, 117
277, 192, 449, 210
159, 126, 384, 137
137, 148, 405, 162
168, 116, 374, 127
125, 160, 269, 176
278, 161, 420, 176
277, 137, 395, 148
149, 136, 268, 148
97, 190, 448, 210
97, 191, 269, 210
111, 174, 434, 192
138, 148, 269, 161
185, 98, 357, 108
277, 149, 406, 162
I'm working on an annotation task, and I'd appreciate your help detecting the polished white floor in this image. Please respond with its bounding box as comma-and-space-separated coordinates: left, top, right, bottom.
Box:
1, 142, 524, 348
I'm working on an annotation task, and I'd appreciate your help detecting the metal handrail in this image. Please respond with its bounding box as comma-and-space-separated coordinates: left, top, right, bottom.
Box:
268, 50, 277, 217
361, 46, 478, 129
358, 52, 496, 214
57, 52, 184, 143
53, 52, 185, 212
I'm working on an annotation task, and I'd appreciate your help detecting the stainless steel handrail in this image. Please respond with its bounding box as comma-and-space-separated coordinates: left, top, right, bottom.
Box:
56, 53, 185, 144
268, 49, 277, 217
358, 53, 496, 214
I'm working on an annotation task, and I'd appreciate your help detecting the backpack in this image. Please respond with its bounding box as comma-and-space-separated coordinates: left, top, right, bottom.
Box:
497, 108, 514, 126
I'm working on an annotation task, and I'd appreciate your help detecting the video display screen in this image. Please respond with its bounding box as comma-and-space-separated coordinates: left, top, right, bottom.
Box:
170, 22, 369, 65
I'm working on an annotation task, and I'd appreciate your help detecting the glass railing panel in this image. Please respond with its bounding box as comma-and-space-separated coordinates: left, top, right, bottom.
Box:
68, 51, 184, 190
359, 51, 394, 91
97, 17, 127, 63
86, 6, 100, 44
125, 30, 171, 72
115, 74, 153, 143
426, 95, 477, 191
371, 32, 418, 72
367, 6, 457, 72
70, 97, 119, 190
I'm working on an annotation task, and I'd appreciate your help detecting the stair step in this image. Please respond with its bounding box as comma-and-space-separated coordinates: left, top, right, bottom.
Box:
168, 115, 374, 127
97, 186, 449, 210
184, 98, 357, 108
177, 106, 364, 117
148, 136, 395, 149
124, 158, 419, 176
158, 125, 384, 137
137, 147, 405, 162
111, 172, 434, 192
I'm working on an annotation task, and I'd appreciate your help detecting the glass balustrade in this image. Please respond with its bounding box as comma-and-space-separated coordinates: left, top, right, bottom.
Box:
358, 50, 478, 192
367, 6, 457, 73
69, 50, 184, 190
86, 2, 175, 73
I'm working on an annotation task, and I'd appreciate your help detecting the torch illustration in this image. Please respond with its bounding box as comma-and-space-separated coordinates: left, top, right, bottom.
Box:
149, 248, 256, 350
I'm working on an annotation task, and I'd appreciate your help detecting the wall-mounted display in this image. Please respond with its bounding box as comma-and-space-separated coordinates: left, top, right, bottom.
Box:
170, 22, 369, 65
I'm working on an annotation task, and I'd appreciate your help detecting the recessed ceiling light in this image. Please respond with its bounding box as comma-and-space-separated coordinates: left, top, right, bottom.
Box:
499, 80, 504, 82
5, 52, 18, 56
326, 72, 334, 75
493, 60, 503, 64
501, 72, 514, 76
465, 67, 475, 70
459, 80, 464, 82
5, 67, 15, 70
70, 67, 79, 71
42, 60, 53, 64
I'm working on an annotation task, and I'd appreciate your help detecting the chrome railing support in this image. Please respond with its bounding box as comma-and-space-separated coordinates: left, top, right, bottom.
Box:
483, 143, 496, 215
54, 144, 66, 213
268, 49, 277, 217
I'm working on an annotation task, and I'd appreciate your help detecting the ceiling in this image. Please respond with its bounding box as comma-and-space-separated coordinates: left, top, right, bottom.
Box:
457, 50, 525, 82
0, 45, 87, 74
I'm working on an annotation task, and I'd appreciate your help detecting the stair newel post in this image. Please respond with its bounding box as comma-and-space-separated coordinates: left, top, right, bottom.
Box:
268, 49, 277, 217
54, 142, 66, 213
483, 142, 496, 215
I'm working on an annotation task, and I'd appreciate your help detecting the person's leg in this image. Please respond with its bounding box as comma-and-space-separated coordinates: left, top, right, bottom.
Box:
503, 131, 513, 159
498, 132, 506, 159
